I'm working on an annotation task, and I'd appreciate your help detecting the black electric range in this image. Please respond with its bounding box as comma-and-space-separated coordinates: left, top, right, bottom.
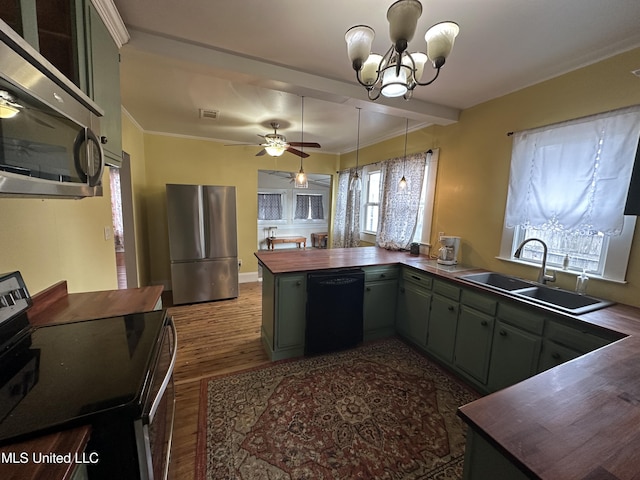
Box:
0, 309, 166, 445
0, 271, 177, 480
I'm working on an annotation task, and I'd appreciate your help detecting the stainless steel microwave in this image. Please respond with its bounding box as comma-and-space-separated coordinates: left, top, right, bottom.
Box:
0, 20, 104, 198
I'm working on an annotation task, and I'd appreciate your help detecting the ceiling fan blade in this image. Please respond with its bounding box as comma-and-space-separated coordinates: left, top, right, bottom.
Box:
256, 149, 267, 156
288, 142, 321, 148
224, 143, 262, 147
286, 147, 309, 158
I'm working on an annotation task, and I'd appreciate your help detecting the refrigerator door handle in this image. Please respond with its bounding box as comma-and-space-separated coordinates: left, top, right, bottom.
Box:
199, 188, 209, 255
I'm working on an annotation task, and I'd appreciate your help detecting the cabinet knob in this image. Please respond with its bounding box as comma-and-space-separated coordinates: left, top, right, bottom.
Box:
552, 352, 561, 359
380, 273, 386, 278
448, 306, 455, 312
296, 281, 302, 286
480, 320, 488, 326
499, 330, 507, 336
400, 287, 405, 293
100, 136, 108, 144
366, 287, 371, 291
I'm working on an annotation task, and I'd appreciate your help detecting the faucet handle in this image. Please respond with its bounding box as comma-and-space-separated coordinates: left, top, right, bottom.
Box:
543, 269, 556, 284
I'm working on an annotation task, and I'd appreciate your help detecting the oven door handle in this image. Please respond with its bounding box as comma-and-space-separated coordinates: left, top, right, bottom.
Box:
149, 316, 177, 423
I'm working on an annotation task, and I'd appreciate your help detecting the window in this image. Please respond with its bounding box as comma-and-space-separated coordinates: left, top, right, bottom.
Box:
257, 193, 283, 220
500, 106, 640, 281
294, 194, 324, 220
362, 170, 381, 233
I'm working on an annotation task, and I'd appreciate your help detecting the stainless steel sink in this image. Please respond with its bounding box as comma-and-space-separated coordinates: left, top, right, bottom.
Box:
514, 285, 614, 315
462, 272, 536, 291
460, 272, 614, 315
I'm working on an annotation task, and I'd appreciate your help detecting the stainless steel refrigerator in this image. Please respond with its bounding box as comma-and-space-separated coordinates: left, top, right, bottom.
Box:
166, 184, 238, 304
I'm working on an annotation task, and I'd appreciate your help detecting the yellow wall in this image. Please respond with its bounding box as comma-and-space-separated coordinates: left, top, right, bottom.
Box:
139, 134, 339, 287
341, 47, 640, 306
0, 183, 117, 294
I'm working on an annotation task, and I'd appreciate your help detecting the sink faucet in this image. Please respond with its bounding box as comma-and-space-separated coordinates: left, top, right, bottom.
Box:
514, 238, 556, 284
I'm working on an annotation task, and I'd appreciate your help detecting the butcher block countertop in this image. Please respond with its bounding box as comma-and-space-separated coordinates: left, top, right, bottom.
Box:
256, 246, 640, 479
0, 282, 163, 480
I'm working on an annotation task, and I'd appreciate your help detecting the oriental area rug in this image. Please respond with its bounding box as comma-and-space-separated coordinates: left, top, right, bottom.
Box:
196, 338, 479, 480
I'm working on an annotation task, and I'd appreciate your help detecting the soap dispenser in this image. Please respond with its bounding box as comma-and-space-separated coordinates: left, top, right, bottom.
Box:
576, 269, 589, 295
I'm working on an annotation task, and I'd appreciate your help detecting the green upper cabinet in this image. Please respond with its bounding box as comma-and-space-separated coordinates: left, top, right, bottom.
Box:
85, 2, 122, 166
0, 1, 123, 166
1, 0, 84, 86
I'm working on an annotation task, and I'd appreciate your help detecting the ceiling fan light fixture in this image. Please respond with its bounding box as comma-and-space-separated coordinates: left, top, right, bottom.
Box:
345, 0, 459, 101
264, 145, 286, 156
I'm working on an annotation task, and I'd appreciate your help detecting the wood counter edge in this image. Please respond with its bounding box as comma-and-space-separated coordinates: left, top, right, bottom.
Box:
0, 425, 91, 480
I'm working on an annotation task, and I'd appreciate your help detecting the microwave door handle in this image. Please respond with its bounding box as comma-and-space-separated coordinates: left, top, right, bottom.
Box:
148, 317, 178, 423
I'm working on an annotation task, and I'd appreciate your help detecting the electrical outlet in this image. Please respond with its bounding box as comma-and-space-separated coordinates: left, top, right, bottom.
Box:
104, 226, 112, 240
238, 259, 243, 268
438, 231, 445, 240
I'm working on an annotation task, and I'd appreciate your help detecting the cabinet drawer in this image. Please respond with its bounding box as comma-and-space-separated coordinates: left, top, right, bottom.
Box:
433, 280, 461, 301
364, 265, 399, 282
401, 268, 433, 289
497, 302, 544, 335
545, 321, 611, 353
461, 289, 497, 315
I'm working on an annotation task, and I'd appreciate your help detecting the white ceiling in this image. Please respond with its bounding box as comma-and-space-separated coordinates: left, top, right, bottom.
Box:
114, 0, 640, 156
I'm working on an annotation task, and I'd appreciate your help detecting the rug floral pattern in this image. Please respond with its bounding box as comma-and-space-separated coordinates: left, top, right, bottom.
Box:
200, 339, 478, 479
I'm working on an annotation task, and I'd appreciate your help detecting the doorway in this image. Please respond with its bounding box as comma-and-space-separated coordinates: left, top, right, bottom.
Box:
109, 152, 139, 289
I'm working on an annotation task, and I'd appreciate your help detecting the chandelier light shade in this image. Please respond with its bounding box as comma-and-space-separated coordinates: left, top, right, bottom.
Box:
294, 96, 309, 189
345, 0, 459, 101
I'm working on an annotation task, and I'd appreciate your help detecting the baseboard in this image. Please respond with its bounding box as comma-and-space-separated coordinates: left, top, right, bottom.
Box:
239, 271, 260, 283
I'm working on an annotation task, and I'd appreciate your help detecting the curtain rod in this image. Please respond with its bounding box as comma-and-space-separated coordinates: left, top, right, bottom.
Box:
506, 104, 640, 137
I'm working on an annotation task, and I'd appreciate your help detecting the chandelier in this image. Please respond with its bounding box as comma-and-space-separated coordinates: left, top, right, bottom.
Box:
345, 0, 459, 100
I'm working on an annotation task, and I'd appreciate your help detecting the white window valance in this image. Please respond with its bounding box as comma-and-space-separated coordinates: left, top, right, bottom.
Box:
505, 105, 640, 236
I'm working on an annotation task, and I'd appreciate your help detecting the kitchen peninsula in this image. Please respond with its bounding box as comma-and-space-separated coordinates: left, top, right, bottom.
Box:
255, 246, 640, 479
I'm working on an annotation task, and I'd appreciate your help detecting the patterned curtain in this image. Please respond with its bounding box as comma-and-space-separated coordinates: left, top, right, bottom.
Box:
258, 193, 283, 220
109, 168, 124, 249
309, 195, 324, 219
377, 152, 427, 250
294, 195, 308, 219
333, 167, 361, 248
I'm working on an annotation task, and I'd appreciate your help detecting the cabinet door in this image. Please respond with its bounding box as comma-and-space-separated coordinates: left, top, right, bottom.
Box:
396, 282, 431, 348
454, 306, 494, 385
363, 280, 397, 340
427, 294, 459, 363
538, 339, 582, 373
487, 321, 542, 392
87, 3, 122, 165
276, 275, 306, 349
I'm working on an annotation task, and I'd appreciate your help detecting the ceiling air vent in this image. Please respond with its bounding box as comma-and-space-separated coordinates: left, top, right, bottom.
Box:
199, 109, 219, 120
632, 68, 640, 78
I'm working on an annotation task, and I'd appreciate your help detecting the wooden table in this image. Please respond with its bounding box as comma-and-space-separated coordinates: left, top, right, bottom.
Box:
266, 236, 306, 250
311, 232, 328, 248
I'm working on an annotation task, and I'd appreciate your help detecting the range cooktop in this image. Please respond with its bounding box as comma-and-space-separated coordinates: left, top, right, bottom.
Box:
0, 310, 166, 445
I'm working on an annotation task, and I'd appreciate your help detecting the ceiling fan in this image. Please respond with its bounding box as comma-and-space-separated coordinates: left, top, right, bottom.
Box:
227, 122, 321, 158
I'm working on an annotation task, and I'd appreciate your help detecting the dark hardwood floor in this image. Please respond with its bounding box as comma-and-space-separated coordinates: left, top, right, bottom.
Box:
166, 282, 270, 480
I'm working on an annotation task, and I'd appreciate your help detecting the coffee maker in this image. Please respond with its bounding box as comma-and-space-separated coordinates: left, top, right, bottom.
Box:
437, 236, 461, 265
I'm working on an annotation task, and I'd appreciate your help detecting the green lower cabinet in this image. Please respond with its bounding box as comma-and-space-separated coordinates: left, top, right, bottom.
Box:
363, 280, 398, 341
487, 321, 542, 392
427, 294, 459, 363
462, 429, 531, 480
396, 281, 431, 348
273, 274, 306, 359
538, 338, 582, 372
454, 306, 494, 386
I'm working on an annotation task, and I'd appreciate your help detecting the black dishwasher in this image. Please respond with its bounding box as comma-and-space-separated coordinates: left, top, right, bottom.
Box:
305, 269, 365, 355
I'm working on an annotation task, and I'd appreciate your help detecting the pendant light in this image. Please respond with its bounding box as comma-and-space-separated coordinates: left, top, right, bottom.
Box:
398, 118, 409, 192
294, 96, 308, 189
349, 107, 363, 192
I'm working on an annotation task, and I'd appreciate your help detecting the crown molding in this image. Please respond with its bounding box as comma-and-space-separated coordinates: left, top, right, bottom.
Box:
90, 0, 130, 48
